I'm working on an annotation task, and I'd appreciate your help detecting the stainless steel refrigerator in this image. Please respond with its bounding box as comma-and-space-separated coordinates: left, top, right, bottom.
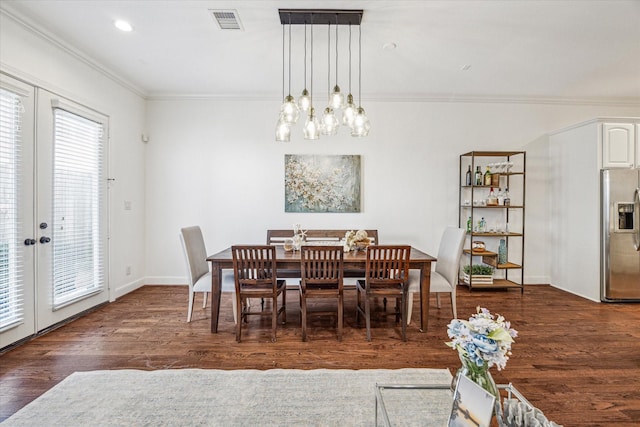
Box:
601, 169, 640, 302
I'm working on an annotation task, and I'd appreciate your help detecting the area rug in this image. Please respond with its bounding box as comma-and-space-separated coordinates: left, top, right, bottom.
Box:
2, 368, 453, 426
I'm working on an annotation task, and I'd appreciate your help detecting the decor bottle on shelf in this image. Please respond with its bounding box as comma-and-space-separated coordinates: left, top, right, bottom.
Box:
503, 187, 511, 206
466, 217, 472, 233
487, 187, 498, 206
474, 166, 482, 186
483, 167, 492, 186
465, 165, 472, 186
498, 239, 507, 265
497, 188, 505, 205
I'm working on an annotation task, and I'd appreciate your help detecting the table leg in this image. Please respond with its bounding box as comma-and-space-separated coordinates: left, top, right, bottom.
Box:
210, 262, 222, 333
419, 263, 431, 332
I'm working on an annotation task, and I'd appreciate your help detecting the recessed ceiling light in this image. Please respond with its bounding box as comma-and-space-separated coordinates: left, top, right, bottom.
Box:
383, 42, 397, 51
114, 20, 133, 32
461, 64, 472, 71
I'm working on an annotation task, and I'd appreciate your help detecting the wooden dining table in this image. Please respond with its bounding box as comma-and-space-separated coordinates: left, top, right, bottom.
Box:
207, 246, 437, 333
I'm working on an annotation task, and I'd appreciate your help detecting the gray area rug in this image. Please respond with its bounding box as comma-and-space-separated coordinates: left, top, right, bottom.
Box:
2, 368, 453, 426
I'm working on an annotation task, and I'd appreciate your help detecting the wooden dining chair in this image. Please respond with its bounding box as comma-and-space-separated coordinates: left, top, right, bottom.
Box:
232, 245, 286, 342
299, 245, 344, 341
356, 245, 411, 342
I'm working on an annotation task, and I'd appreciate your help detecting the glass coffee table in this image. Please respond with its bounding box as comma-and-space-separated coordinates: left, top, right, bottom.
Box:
375, 383, 532, 427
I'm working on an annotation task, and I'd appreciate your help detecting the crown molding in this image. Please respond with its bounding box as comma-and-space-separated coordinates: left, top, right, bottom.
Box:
1, 5, 147, 99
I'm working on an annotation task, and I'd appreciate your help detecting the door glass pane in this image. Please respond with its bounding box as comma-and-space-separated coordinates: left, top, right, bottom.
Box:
51, 109, 104, 309
0, 88, 24, 331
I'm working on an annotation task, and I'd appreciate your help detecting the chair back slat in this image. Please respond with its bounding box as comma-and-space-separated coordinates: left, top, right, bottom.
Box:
232, 245, 278, 289
300, 246, 344, 290
365, 245, 411, 286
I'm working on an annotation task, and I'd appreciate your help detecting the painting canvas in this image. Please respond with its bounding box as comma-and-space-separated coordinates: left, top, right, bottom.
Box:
285, 154, 361, 213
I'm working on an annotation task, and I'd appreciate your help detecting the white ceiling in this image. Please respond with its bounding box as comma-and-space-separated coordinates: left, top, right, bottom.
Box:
2, 0, 640, 102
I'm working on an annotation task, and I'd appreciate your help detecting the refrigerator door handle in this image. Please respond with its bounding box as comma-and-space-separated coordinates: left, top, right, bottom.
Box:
635, 187, 640, 251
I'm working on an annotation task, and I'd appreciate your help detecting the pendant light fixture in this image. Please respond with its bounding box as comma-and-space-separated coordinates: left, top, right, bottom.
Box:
303, 14, 320, 140
277, 9, 366, 141
276, 16, 297, 142
342, 22, 357, 128
321, 23, 339, 136
351, 23, 370, 137
329, 15, 344, 110
298, 23, 311, 112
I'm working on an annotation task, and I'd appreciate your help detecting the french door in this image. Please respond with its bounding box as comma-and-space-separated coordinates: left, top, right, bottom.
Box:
0, 74, 109, 349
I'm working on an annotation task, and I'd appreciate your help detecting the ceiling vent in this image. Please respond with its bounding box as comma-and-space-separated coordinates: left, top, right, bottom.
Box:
210, 9, 244, 30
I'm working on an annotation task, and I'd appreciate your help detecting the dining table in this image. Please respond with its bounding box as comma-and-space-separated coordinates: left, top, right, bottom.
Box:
206, 245, 437, 333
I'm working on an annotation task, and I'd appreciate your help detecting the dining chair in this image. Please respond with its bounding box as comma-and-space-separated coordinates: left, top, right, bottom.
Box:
355, 245, 411, 342
406, 227, 466, 323
299, 245, 344, 341
179, 226, 236, 323
232, 245, 287, 342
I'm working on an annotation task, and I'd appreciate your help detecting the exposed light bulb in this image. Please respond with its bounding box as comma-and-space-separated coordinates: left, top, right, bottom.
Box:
351, 107, 370, 137
321, 107, 339, 136
280, 95, 299, 124
275, 115, 291, 142
330, 86, 344, 109
303, 107, 321, 140
299, 89, 311, 112
342, 94, 357, 127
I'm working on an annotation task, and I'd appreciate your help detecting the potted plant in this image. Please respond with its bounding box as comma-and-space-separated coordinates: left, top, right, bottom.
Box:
462, 264, 494, 284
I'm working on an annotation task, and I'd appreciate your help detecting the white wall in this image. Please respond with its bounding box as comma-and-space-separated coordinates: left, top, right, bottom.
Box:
0, 10, 148, 300
4, 6, 640, 300
145, 98, 640, 288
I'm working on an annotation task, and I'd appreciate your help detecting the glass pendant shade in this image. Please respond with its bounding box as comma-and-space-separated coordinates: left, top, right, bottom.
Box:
351, 107, 370, 137
330, 85, 344, 109
280, 95, 299, 124
299, 89, 311, 112
342, 94, 357, 127
275, 115, 291, 142
303, 107, 321, 140
321, 107, 339, 135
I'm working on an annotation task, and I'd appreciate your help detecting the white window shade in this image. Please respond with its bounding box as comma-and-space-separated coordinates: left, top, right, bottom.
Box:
0, 88, 24, 331
52, 108, 105, 309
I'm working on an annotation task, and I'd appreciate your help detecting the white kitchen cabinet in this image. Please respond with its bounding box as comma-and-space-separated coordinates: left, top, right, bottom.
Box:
602, 122, 635, 168
637, 124, 640, 168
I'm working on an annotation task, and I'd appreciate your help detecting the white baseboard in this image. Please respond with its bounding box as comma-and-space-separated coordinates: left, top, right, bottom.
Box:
145, 275, 235, 292
112, 277, 145, 301
523, 275, 550, 284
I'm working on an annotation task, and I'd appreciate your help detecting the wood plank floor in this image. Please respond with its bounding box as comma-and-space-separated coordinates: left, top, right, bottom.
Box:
1, 285, 639, 425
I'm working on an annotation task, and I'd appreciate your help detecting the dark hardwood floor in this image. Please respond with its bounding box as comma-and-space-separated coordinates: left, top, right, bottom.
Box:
1, 285, 639, 425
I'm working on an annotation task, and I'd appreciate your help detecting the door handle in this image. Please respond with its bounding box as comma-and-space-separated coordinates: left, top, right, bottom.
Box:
635, 188, 640, 251
24, 239, 36, 246
40, 236, 51, 244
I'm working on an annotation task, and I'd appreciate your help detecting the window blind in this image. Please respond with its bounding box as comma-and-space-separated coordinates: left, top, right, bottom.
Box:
0, 88, 24, 331
52, 108, 104, 309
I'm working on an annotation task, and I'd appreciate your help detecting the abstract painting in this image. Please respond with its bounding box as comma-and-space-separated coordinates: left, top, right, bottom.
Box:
285, 154, 361, 213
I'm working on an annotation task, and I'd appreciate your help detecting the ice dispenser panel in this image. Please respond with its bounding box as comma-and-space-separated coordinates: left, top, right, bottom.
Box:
617, 203, 635, 231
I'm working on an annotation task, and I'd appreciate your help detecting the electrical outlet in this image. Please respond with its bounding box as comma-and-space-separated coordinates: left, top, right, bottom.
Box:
126, 266, 131, 276
124, 201, 132, 211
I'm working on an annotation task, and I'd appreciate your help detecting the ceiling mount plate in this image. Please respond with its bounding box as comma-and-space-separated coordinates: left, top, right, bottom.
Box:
278, 9, 363, 26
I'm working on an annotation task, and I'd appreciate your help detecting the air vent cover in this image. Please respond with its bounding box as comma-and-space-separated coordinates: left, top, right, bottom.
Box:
210, 9, 243, 30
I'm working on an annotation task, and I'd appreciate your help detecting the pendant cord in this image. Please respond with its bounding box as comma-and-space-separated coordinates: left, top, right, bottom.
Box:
327, 23, 331, 99
348, 23, 352, 94
287, 14, 292, 96
310, 15, 314, 107
303, 23, 307, 91
281, 22, 285, 100
358, 24, 362, 108
335, 15, 339, 88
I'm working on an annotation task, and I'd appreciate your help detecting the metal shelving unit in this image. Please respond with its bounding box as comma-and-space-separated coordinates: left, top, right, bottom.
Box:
458, 151, 526, 292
